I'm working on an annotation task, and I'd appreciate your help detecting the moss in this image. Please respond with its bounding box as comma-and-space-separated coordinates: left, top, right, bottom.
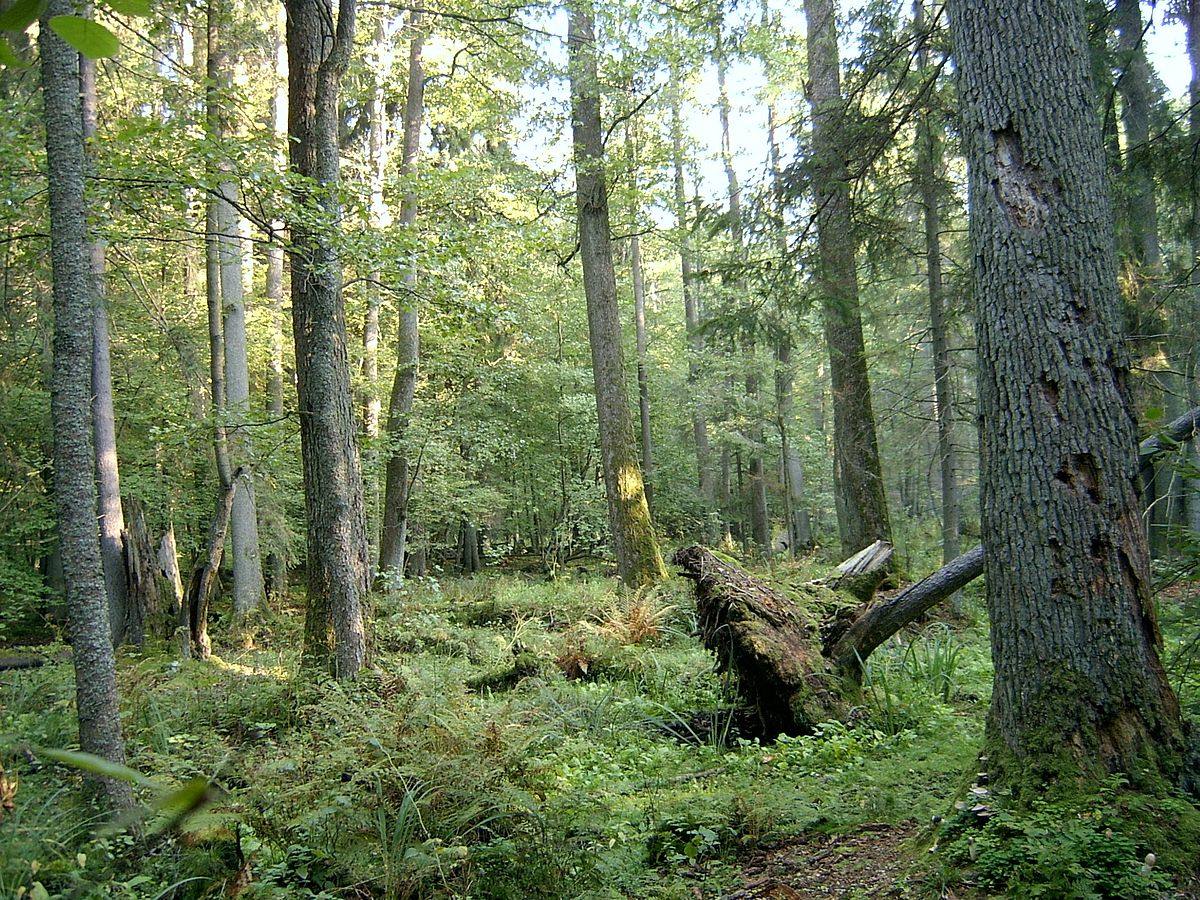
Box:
985, 663, 1188, 800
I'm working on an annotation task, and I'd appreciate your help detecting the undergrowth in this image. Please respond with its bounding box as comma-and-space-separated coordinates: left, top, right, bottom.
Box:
3, 566, 1193, 897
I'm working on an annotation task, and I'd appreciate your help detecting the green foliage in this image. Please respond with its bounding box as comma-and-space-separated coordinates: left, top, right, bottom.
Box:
936, 777, 1199, 899
0, 573, 996, 898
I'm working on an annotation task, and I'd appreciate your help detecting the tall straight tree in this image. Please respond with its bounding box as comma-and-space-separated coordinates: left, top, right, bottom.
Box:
669, 39, 716, 520
264, 3, 288, 601
625, 123, 655, 511
913, 0, 959, 596
566, 0, 665, 587
950, 0, 1188, 786
80, 51, 129, 643
210, 0, 265, 618
1188, 0, 1200, 535
286, 0, 369, 678
715, 24, 769, 551
803, 0, 892, 556
38, 0, 132, 809
378, 12, 425, 578
762, 0, 812, 555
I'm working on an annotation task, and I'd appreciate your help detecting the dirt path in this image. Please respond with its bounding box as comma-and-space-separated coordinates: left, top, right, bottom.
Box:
723, 821, 919, 899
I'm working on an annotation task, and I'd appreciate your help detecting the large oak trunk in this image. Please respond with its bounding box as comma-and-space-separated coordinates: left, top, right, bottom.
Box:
951, 0, 1187, 789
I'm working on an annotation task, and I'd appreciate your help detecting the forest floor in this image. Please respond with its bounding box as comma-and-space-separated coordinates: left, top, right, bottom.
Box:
2, 558, 1196, 898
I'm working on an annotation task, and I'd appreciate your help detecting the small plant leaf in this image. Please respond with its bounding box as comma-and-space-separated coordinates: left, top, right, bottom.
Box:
103, 0, 150, 16
48, 15, 119, 58
0, 0, 45, 32
0, 37, 25, 67
39, 746, 156, 787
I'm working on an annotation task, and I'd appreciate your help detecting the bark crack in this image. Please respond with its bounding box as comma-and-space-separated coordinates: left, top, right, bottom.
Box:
991, 126, 1058, 231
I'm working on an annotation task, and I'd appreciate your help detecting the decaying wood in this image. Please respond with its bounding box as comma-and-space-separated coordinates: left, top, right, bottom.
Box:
122, 498, 163, 646
183, 468, 241, 659
826, 538, 892, 602
675, 542, 976, 735
673, 545, 844, 736
675, 411, 1199, 734
824, 545, 985, 678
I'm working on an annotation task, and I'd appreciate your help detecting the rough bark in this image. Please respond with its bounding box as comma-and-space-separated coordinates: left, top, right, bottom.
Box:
669, 45, 716, 517
287, 0, 370, 678
913, 0, 959, 605
121, 498, 160, 646
950, 0, 1187, 788
378, 13, 425, 579
803, 0, 892, 557
567, 0, 666, 587
80, 53, 129, 645
39, 0, 133, 810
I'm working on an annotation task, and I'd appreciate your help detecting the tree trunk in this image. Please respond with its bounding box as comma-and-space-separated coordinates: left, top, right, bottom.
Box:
803, 0, 892, 557
913, 0, 959, 605
209, 0, 265, 618
378, 13, 426, 579
121, 498, 160, 646
157, 524, 185, 637
625, 122, 655, 513
287, 0, 369, 679
1190, 0, 1200, 537
716, 31, 770, 552
264, 3, 288, 602
183, 471, 239, 659
762, 17, 813, 555
566, 0, 665, 588
669, 43, 716, 521
38, 0, 133, 810
1114, 0, 1161, 272
79, 53, 130, 646
950, 0, 1187, 789
205, 0, 234, 494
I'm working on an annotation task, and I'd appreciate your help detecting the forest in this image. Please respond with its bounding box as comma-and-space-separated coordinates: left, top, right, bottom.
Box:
2, 0, 1200, 895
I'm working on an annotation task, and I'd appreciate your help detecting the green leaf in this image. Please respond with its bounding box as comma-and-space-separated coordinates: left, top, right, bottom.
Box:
102, 0, 150, 16
0, 37, 24, 67
0, 0, 44, 31
48, 15, 119, 59
28, 884, 50, 900
39, 746, 156, 787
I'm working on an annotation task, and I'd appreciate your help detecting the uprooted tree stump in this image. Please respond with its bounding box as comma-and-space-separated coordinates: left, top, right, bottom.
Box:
674, 408, 1200, 737
673, 543, 983, 737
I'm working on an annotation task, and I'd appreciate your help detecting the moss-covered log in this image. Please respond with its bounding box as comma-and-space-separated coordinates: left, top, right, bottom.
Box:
673, 545, 846, 736
673, 544, 974, 736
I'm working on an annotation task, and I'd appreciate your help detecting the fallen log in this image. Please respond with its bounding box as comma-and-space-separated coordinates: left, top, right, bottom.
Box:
1139, 405, 1200, 491
674, 545, 846, 736
675, 544, 979, 735
674, 410, 1197, 735
824, 545, 985, 679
